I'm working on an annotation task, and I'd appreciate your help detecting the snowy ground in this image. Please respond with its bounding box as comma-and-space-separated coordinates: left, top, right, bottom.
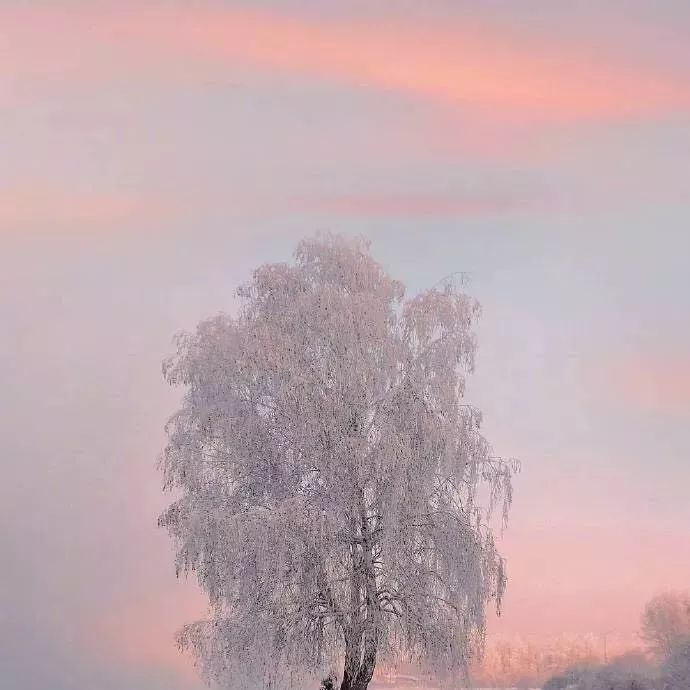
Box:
371, 683, 541, 690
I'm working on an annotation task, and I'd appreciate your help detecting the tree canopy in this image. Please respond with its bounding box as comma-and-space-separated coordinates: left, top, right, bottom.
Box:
159, 234, 515, 689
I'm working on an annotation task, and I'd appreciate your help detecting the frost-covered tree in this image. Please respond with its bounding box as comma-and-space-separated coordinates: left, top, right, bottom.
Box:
640, 592, 690, 660
475, 634, 604, 688
159, 234, 515, 690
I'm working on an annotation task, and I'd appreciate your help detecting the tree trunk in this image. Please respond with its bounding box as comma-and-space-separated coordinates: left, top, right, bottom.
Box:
340, 489, 380, 690
351, 646, 376, 690
339, 592, 378, 690
339, 624, 363, 690
353, 496, 380, 690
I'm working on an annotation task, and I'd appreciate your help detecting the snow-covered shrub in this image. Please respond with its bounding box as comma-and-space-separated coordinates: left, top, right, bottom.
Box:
640, 591, 690, 659
543, 654, 655, 690
661, 638, 690, 689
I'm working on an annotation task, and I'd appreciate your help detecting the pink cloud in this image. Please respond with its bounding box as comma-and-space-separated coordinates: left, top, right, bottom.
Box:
3, 5, 689, 121
491, 525, 690, 637
84, 582, 206, 679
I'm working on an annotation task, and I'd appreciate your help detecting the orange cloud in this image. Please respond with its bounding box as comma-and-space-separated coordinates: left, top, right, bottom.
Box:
0, 187, 174, 237
603, 354, 690, 414
4, 5, 689, 120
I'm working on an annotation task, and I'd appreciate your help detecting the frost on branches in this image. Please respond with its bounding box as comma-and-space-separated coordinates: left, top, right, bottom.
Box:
158, 234, 515, 690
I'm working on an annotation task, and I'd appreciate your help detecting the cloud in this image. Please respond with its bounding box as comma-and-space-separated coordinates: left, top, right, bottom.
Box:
603, 354, 690, 414
84, 583, 206, 682
492, 524, 690, 636
0, 187, 175, 237
4, 4, 689, 120
296, 192, 522, 218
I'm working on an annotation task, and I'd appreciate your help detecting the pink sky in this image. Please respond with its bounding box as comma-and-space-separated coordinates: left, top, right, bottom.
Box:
2, 2, 690, 688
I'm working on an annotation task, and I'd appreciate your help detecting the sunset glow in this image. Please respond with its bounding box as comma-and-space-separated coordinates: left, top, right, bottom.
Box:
2, 2, 690, 689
